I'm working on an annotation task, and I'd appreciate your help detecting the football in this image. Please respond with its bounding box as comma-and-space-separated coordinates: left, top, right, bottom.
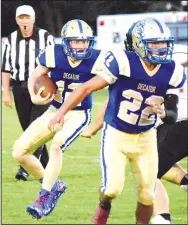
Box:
34, 76, 57, 98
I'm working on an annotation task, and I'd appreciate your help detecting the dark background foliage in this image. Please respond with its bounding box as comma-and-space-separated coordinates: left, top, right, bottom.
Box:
2, 0, 187, 37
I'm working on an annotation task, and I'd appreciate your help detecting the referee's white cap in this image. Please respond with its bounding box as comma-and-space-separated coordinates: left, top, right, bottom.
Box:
16, 5, 35, 17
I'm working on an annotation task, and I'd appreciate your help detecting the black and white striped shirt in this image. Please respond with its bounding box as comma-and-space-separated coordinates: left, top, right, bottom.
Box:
2, 26, 54, 81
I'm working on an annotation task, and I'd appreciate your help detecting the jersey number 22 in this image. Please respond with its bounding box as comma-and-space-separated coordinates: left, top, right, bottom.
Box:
117, 89, 164, 126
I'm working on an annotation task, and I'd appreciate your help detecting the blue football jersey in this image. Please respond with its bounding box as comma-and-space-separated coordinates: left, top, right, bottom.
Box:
98, 48, 186, 133
36, 44, 105, 110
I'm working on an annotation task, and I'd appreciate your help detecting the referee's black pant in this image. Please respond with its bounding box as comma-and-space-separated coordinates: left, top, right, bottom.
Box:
12, 80, 49, 171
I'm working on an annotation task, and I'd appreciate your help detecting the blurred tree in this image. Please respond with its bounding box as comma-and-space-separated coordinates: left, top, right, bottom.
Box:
1, 0, 186, 37
1, 0, 23, 36
52, 1, 64, 36
40, 1, 55, 35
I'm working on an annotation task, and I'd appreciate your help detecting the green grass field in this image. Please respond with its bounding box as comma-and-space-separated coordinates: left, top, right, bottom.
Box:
2, 89, 187, 224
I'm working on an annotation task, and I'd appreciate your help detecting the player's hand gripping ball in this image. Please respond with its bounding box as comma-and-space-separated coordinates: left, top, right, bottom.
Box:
34, 76, 57, 98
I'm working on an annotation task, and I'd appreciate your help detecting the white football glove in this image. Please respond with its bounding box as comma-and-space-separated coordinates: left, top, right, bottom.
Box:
31, 86, 54, 105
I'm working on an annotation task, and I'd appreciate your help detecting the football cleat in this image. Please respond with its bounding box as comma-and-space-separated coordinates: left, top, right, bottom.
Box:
26, 189, 51, 219
43, 180, 67, 216
15, 167, 29, 181
151, 215, 172, 224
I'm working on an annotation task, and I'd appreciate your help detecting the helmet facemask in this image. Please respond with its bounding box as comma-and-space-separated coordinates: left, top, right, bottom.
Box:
132, 18, 175, 64
61, 19, 95, 60
141, 38, 174, 64
62, 37, 94, 60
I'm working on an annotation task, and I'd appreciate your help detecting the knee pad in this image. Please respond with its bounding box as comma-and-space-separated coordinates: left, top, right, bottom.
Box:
51, 135, 65, 148
102, 184, 123, 199
50, 144, 62, 155
12, 142, 24, 162
138, 189, 155, 205
12, 139, 30, 162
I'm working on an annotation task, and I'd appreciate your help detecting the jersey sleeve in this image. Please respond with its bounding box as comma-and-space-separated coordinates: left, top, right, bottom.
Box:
44, 31, 55, 46
36, 45, 56, 69
1, 37, 11, 72
90, 50, 107, 74
169, 61, 186, 89
166, 87, 181, 95
97, 48, 131, 84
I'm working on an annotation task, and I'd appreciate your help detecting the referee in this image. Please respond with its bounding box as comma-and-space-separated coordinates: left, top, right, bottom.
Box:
2, 5, 54, 181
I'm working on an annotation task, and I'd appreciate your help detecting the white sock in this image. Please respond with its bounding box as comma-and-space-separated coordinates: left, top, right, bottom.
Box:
180, 184, 188, 192
151, 215, 172, 224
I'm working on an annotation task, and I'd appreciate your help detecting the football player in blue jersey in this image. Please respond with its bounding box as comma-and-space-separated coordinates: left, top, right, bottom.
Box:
48, 18, 186, 224
124, 21, 188, 224
80, 21, 188, 225
12, 19, 106, 219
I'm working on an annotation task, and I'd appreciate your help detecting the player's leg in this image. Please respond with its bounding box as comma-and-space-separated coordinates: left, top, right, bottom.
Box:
38, 145, 49, 168
161, 163, 188, 191
12, 82, 32, 180
30, 103, 50, 169
154, 120, 188, 223
151, 163, 188, 224
12, 106, 56, 179
131, 128, 158, 224
27, 109, 91, 219
91, 123, 127, 224
158, 120, 188, 191
151, 179, 172, 224
42, 109, 91, 191
157, 119, 188, 180
156, 123, 172, 147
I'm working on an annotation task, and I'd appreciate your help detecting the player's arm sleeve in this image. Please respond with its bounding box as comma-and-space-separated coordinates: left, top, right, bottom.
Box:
97, 48, 131, 85
36, 45, 56, 69
169, 62, 187, 89
44, 31, 55, 46
162, 88, 179, 124
1, 37, 11, 73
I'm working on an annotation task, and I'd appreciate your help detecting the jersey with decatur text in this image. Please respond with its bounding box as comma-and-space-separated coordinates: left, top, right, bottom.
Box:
98, 48, 186, 133
37, 44, 104, 110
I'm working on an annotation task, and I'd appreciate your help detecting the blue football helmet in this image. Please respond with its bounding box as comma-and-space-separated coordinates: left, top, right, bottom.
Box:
132, 18, 174, 64
124, 21, 137, 52
61, 19, 95, 60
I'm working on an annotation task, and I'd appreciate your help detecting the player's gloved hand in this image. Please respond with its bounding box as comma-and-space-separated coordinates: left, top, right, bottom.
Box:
31, 86, 54, 105
80, 125, 97, 139
48, 112, 64, 132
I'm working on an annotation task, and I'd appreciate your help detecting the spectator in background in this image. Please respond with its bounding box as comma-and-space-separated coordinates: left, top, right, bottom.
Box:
2, 5, 54, 181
